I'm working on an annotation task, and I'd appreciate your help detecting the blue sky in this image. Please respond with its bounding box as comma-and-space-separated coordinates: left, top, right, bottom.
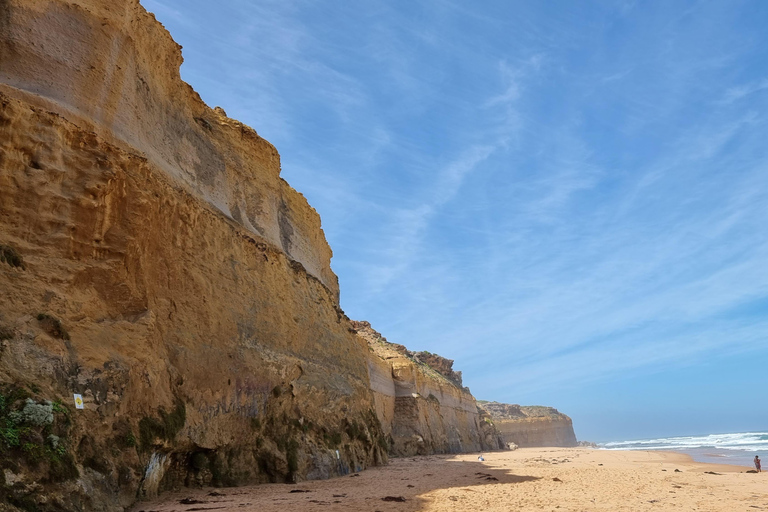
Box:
142, 0, 768, 442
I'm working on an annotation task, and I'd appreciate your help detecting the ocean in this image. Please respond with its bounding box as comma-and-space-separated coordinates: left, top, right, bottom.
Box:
600, 431, 768, 468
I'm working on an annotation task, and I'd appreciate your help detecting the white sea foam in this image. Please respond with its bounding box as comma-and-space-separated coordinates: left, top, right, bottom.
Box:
601, 432, 768, 453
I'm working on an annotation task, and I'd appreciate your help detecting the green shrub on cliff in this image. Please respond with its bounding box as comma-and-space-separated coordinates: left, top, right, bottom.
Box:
323, 431, 342, 447
0, 386, 78, 482
124, 431, 137, 448
138, 400, 186, 450
17, 399, 54, 426
344, 420, 368, 442
0, 387, 29, 449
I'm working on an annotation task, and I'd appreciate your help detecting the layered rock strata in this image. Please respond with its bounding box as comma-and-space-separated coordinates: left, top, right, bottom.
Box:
0, 1, 384, 509
0, 0, 337, 296
479, 402, 578, 448
0, 0, 574, 510
354, 322, 504, 456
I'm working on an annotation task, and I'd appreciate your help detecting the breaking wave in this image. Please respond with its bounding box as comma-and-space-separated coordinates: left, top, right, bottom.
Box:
601, 432, 768, 453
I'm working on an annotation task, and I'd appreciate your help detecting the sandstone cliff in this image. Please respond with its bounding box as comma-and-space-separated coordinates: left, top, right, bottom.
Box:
479, 402, 578, 448
355, 322, 504, 456
0, 1, 575, 510
0, 1, 384, 509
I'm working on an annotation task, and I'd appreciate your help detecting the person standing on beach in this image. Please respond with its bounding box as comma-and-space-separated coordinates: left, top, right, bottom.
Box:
755, 455, 761, 472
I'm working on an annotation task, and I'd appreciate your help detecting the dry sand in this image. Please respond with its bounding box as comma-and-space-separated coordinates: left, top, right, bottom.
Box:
131, 448, 768, 511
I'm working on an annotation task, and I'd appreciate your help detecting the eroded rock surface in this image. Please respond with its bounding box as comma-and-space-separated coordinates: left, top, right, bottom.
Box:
0, 1, 382, 509
479, 401, 578, 448
354, 321, 504, 456
0, 0, 573, 510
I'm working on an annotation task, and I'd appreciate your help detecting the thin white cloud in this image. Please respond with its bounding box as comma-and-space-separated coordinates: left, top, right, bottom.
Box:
722, 78, 768, 104
473, 317, 768, 397
352, 53, 546, 293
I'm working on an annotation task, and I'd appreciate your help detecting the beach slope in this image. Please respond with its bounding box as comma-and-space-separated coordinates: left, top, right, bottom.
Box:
132, 447, 767, 511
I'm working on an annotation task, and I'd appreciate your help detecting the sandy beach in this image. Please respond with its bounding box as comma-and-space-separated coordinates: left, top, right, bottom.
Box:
131, 448, 768, 512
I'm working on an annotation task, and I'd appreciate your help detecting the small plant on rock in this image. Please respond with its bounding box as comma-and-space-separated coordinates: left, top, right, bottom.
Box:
138, 400, 186, 450
20, 399, 54, 426
323, 431, 342, 447
0, 387, 78, 481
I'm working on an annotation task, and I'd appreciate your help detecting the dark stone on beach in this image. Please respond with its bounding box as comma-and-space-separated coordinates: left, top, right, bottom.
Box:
180, 498, 206, 504
674, 469, 682, 472
382, 496, 407, 502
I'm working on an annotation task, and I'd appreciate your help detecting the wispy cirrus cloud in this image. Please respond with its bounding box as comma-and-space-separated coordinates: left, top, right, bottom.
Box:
722, 78, 768, 104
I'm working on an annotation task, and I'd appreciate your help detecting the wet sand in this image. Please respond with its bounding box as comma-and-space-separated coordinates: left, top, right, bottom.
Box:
131, 447, 768, 512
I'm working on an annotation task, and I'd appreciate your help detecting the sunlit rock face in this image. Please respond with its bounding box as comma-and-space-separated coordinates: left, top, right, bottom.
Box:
1, 0, 339, 293
0, 0, 571, 509
354, 321, 505, 456
479, 402, 578, 448
0, 0, 383, 509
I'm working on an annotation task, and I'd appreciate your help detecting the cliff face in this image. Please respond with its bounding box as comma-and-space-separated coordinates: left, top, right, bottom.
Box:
0, 1, 384, 510
355, 322, 504, 456
479, 402, 578, 448
0, 0, 574, 509
0, 0, 338, 295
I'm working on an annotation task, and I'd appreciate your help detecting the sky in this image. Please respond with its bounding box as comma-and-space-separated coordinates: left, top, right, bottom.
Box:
141, 0, 768, 442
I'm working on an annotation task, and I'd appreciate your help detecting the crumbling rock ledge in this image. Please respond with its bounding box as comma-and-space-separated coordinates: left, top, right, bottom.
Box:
353, 321, 465, 388
354, 321, 504, 456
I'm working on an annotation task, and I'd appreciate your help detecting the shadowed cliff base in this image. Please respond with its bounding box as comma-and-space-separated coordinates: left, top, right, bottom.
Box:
128, 455, 541, 512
